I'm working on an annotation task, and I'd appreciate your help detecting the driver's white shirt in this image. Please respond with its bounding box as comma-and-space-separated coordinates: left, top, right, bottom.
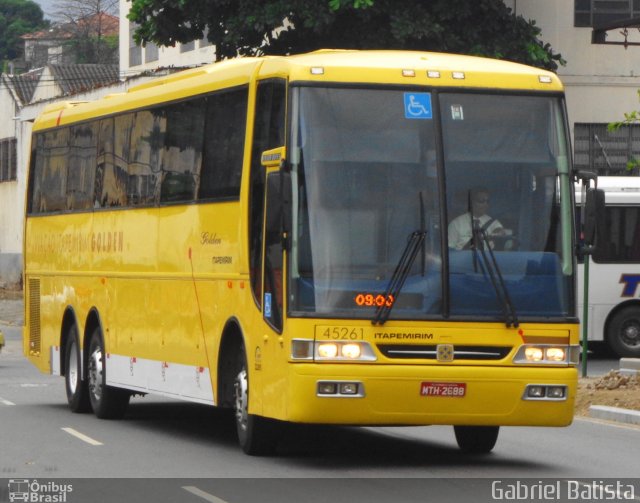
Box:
448, 213, 504, 250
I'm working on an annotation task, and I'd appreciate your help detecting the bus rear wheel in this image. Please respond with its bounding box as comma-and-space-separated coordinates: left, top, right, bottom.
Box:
64, 326, 90, 413
607, 306, 640, 358
233, 351, 279, 455
87, 328, 130, 419
453, 426, 499, 454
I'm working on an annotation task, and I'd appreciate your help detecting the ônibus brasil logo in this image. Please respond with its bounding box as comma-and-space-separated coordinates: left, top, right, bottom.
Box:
7, 480, 72, 503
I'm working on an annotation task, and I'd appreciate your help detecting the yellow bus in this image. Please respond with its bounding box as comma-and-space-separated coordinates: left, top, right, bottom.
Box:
24, 50, 587, 455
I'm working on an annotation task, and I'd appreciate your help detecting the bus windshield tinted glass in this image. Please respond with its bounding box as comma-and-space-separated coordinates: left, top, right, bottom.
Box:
442, 93, 572, 319
289, 87, 574, 321
289, 87, 442, 319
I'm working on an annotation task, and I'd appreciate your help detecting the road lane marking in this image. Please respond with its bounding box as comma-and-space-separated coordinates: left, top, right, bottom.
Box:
61, 427, 103, 446
182, 486, 230, 503
0, 396, 16, 406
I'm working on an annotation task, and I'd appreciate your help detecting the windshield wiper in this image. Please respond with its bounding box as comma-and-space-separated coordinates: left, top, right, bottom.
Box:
372, 230, 426, 326
471, 223, 519, 328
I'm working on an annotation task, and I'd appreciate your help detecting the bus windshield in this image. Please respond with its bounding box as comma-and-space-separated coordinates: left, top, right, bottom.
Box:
288, 86, 573, 322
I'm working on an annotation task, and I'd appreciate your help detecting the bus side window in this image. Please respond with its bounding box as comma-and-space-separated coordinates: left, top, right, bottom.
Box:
159, 98, 205, 203
67, 123, 97, 211
199, 87, 248, 200
95, 118, 114, 208
40, 129, 69, 213
98, 114, 132, 208
263, 173, 287, 331
249, 79, 287, 310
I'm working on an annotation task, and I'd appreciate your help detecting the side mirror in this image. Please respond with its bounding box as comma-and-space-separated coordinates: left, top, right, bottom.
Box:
583, 187, 605, 248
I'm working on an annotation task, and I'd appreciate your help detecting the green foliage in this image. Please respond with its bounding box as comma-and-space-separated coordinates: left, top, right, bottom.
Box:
0, 0, 48, 62
609, 89, 640, 170
127, 0, 564, 70
64, 34, 119, 64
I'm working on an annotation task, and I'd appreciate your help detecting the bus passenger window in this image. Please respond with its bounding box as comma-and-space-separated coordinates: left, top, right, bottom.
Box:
96, 114, 133, 207
159, 98, 205, 203
94, 118, 115, 208
39, 129, 69, 212
67, 124, 97, 211
129, 110, 164, 205
200, 87, 248, 200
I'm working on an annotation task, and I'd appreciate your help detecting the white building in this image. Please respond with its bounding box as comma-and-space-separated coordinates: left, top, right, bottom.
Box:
506, 0, 640, 173
118, 0, 216, 77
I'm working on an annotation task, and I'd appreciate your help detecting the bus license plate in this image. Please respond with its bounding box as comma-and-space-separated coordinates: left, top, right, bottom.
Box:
420, 382, 466, 397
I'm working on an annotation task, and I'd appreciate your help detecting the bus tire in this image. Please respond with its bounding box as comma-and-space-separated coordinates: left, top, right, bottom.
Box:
453, 426, 499, 454
87, 328, 130, 419
233, 351, 279, 456
64, 326, 90, 413
607, 306, 640, 358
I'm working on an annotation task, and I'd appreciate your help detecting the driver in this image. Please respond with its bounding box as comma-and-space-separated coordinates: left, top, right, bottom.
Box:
448, 187, 508, 250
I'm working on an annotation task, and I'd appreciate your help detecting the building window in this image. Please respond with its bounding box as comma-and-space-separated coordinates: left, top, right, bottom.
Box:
200, 27, 212, 48
180, 41, 196, 53
575, 0, 640, 27
129, 22, 142, 67
0, 138, 17, 182
574, 123, 640, 175
145, 42, 159, 63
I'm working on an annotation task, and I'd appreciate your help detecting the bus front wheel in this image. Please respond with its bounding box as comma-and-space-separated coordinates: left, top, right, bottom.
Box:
453, 426, 499, 454
64, 326, 90, 413
233, 351, 279, 455
607, 306, 640, 358
87, 328, 130, 419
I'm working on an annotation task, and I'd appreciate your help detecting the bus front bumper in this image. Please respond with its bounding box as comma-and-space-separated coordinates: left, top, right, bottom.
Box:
283, 363, 577, 426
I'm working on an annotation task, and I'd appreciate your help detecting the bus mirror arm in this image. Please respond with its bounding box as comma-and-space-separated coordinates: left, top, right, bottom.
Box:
575, 170, 598, 185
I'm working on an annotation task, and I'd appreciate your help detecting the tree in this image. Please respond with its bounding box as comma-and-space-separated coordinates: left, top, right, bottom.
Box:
609, 90, 640, 171
51, 0, 119, 64
0, 0, 48, 64
127, 0, 564, 70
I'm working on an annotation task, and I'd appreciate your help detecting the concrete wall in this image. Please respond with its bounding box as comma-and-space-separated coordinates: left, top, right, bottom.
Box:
0, 79, 22, 287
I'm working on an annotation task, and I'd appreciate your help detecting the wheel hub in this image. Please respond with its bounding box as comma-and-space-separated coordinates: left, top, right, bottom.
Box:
622, 321, 640, 347
88, 348, 103, 401
234, 369, 249, 432
68, 341, 78, 393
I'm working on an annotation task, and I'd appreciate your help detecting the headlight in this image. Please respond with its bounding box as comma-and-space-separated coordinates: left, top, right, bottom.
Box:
317, 342, 339, 358
291, 339, 377, 361
524, 347, 544, 362
545, 347, 566, 362
513, 344, 579, 365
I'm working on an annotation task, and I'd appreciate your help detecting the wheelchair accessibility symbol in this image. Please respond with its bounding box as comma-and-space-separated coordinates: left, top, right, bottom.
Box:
404, 92, 432, 119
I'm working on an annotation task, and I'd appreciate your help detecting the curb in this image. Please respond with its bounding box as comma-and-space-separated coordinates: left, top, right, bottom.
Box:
589, 405, 640, 426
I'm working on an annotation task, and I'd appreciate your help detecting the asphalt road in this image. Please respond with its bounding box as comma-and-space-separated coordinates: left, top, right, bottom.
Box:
1, 322, 639, 503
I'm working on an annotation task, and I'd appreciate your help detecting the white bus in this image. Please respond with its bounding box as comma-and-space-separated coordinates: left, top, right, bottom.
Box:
578, 176, 640, 357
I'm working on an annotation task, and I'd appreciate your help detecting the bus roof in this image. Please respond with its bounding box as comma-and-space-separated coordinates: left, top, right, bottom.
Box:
33, 49, 563, 131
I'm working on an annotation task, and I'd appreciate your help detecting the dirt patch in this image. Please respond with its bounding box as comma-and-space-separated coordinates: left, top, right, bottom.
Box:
575, 370, 640, 416
0, 288, 22, 301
